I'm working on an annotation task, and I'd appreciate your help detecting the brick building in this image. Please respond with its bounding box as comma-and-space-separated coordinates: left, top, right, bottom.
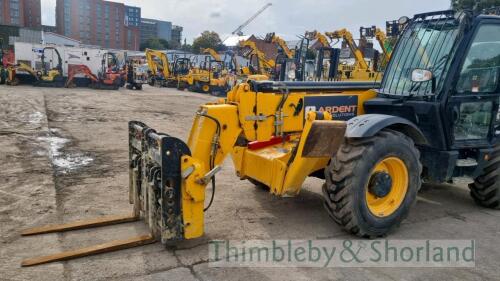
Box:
0, 0, 41, 28
56, 0, 141, 50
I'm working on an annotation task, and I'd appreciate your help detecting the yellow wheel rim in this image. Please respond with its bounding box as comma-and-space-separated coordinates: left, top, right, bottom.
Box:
202, 85, 210, 92
366, 157, 409, 217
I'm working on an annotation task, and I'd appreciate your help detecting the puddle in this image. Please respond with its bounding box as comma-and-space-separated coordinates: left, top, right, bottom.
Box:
37, 131, 93, 174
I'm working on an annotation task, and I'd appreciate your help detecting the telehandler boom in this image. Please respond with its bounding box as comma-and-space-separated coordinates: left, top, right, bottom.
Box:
22, 10, 500, 267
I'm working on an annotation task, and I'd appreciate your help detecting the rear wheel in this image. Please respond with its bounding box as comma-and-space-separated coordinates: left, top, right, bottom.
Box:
469, 143, 500, 209
323, 129, 422, 238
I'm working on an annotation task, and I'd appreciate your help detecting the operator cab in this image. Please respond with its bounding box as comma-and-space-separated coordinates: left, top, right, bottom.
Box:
364, 10, 500, 182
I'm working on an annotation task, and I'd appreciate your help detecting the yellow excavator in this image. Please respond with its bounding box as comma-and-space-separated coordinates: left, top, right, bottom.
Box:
239, 39, 275, 79
19, 10, 500, 269
264, 32, 295, 59
223, 50, 267, 88
325, 29, 381, 81
145, 48, 178, 87
264, 32, 304, 81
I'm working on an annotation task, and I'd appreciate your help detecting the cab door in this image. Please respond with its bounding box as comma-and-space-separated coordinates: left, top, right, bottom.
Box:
447, 21, 500, 148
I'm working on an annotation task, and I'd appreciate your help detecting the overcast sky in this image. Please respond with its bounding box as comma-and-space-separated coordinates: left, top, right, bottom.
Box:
41, 0, 451, 43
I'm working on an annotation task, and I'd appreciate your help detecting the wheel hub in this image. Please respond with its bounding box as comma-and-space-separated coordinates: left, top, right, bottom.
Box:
368, 172, 393, 198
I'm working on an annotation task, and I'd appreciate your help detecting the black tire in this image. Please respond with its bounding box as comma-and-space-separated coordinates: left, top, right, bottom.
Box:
323, 129, 422, 238
469, 143, 500, 209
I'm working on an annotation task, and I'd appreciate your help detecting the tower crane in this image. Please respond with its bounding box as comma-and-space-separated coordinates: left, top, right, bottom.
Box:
231, 3, 272, 36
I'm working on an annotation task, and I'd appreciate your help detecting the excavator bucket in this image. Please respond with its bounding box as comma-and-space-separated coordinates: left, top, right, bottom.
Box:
20, 121, 191, 266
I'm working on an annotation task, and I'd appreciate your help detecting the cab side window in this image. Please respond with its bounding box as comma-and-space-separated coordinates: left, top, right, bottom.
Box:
456, 24, 500, 94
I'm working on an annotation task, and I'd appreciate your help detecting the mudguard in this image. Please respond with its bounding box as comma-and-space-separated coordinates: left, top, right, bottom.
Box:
345, 114, 428, 145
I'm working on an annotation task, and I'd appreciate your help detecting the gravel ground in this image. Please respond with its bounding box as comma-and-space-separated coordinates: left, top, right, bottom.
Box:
0, 85, 499, 281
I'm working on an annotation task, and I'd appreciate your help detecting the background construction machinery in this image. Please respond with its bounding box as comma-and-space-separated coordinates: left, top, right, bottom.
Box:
7, 47, 65, 87
325, 29, 381, 81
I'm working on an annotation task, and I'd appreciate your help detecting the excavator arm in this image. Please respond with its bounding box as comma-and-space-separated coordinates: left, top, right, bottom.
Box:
326, 29, 369, 70
239, 40, 275, 76
375, 28, 391, 61
201, 48, 222, 62
145, 49, 171, 78
65, 65, 99, 88
6, 62, 38, 85
265, 32, 295, 59
305, 31, 330, 48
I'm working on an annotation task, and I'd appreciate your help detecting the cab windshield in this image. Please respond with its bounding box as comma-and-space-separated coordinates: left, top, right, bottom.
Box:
381, 12, 464, 97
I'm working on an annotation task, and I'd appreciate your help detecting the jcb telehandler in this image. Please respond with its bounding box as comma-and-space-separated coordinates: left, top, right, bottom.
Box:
21, 10, 499, 266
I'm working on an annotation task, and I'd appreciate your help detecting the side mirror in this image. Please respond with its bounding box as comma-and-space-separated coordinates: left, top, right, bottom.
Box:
411, 69, 433, 83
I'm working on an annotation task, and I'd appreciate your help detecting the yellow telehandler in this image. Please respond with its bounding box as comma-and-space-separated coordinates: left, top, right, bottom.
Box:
21, 10, 500, 267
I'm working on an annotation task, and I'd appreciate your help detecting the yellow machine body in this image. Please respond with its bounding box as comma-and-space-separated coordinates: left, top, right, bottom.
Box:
180, 49, 233, 94
175, 82, 377, 239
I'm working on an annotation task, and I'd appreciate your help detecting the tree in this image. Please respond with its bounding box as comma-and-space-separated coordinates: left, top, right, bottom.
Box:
451, 0, 500, 12
140, 37, 169, 51
192, 31, 225, 54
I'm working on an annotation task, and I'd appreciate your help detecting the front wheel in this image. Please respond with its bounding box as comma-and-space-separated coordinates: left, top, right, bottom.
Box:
469, 143, 499, 209
323, 130, 422, 238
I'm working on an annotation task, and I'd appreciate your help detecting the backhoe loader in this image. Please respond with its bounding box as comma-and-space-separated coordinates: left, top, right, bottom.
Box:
194, 48, 231, 94
21, 10, 500, 267
7, 47, 65, 87
179, 48, 233, 95
325, 29, 381, 81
